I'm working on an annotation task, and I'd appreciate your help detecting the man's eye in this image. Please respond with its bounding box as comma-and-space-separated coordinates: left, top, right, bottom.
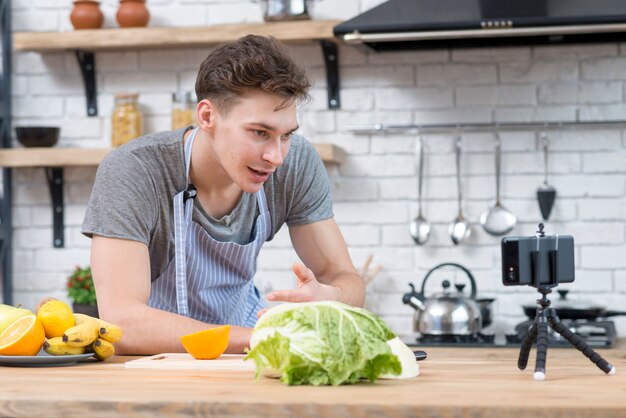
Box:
281, 133, 294, 141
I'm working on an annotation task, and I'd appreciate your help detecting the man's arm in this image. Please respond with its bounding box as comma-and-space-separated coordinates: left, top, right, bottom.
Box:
91, 235, 252, 355
266, 219, 365, 307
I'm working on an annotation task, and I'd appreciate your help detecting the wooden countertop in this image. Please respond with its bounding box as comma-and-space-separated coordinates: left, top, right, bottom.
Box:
1, 342, 625, 418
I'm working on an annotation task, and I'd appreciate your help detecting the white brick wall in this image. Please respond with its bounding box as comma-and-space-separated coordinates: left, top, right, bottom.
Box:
7, 0, 626, 340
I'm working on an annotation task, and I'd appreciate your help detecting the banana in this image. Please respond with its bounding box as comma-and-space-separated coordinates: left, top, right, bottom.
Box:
96, 318, 123, 343
43, 337, 88, 356
62, 313, 100, 347
72, 313, 95, 325
92, 338, 115, 361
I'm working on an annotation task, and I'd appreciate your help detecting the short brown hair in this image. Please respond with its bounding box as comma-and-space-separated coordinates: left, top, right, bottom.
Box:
195, 35, 311, 114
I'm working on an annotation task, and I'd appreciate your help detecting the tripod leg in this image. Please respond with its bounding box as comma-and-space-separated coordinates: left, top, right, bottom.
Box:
549, 314, 616, 375
533, 320, 549, 381
518, 322, 538, 370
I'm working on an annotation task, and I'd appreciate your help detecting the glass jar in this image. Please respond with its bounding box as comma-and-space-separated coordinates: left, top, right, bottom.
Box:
111, 93, 142, 147
171, 91, 195, 130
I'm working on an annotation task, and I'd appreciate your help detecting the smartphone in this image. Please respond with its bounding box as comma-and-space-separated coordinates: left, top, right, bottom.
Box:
501, 235, 575, 287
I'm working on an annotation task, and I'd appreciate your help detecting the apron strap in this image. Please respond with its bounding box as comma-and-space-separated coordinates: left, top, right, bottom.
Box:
174, 128, 199, 317
183, 128, 196, 187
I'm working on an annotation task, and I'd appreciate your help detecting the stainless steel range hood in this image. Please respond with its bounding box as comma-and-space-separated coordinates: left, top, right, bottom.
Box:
334, 0, 626, 51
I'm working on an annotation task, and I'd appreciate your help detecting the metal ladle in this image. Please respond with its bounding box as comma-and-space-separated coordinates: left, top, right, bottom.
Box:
410, 136, 431, 245
449, 137, 471, 245
480, 133, 517, 236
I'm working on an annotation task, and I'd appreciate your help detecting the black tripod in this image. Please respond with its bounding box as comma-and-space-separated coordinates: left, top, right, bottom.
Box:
518, 287, 616, 380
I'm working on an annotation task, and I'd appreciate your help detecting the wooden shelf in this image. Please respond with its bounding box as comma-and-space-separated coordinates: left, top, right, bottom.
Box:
0, 143, 345, 167
0, 148, 109, 167
13, 20, 341, 52
13, 20, 343, 113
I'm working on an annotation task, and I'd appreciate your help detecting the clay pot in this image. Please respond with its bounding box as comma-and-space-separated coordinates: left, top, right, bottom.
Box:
116, 0, 150, 28
70, 0, 104, 30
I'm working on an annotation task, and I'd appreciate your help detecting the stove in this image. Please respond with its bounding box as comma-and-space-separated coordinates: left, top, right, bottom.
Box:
409, 333, 498, 347
513, 319, 616, 348
404, 319, 616, 348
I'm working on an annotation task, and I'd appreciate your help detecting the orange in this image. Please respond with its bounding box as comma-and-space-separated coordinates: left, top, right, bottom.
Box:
37, 300, 75, 338
0, 315, 45, 356
180, 325, 230, 360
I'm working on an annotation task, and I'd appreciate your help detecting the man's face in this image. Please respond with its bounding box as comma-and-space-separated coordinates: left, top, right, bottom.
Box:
210, 90, 299, 194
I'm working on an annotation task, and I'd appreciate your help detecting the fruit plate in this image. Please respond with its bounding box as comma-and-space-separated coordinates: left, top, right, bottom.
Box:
0, 351, 94, 367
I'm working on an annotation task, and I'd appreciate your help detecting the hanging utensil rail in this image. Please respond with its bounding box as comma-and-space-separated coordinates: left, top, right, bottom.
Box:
347, 120, 626, 134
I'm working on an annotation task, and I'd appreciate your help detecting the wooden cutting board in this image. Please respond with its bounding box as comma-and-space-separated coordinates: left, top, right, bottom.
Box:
124, 353, 256, 371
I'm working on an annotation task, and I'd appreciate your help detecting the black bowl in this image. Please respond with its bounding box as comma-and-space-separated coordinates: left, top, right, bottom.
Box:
15, 126, 60, 148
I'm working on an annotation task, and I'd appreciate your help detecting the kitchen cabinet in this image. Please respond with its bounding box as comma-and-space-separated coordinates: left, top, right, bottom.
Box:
0, 342, 624, 417
13, 20, 342, 115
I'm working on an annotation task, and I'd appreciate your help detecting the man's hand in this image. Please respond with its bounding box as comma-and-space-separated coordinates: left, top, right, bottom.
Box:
257, 262, 342, 318
268, 262, 341, 303
256, 218, 365, 320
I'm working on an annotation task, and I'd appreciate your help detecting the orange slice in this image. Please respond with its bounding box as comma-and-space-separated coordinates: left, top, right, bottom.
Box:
0, 315, 45, 356
180, 325, 230, 359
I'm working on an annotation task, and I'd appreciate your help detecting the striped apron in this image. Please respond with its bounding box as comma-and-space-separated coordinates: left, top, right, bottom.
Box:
148, 128, 269, 327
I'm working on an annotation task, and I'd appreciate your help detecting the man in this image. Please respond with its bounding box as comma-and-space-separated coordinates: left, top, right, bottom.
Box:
82, 35, 364, 355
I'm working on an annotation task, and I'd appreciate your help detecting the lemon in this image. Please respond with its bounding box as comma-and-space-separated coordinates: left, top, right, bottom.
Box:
0, 315, 45, 356
37, 300, 75, 339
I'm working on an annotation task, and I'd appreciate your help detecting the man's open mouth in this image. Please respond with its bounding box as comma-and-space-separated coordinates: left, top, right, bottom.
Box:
250, 168, 270, 176
248, 167, 273, 182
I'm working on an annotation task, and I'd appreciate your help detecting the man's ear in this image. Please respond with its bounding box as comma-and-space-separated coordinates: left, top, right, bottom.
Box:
196, 99, 217, 130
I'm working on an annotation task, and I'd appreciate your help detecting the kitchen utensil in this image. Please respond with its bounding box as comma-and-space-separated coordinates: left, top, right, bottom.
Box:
125, 353, 256, 370
253, 0, 314, 21
449, 137, 471, 245
409, 136, 431, 245
402, 262, 485, 336
15, 126, 59, 148
359, 254, 383, 286
0, 351, 93, 367
476, 296, 496, 329
522, 289, 626, 321
536, 132, 557, 220
480, 134, 517, 236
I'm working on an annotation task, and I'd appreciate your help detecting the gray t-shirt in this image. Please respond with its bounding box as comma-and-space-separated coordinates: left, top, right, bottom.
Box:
82, 127, 333, 281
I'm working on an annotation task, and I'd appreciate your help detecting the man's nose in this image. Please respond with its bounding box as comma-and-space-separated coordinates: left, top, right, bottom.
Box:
262, 139, 284, 166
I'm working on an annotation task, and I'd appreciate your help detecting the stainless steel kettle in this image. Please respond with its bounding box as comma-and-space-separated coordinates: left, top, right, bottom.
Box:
402, 263, 482, 336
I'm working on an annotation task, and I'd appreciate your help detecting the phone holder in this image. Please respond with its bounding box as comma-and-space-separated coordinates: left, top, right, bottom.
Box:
516, 224, 616, 380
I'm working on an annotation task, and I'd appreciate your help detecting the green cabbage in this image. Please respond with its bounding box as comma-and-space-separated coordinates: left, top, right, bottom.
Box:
244, 301, 415, 386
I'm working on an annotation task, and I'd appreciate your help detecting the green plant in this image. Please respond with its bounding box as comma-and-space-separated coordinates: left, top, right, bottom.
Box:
67, 266, 96, 305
